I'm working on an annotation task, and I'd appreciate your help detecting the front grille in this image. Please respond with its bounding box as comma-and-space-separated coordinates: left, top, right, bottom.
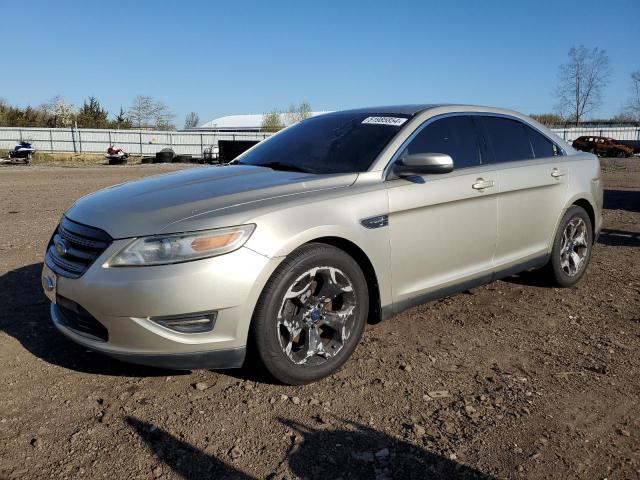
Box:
55, 296, 109, 342
45, 217, 112, 279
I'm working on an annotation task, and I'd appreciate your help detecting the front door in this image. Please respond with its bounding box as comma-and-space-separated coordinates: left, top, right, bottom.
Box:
386, 115, 498, 312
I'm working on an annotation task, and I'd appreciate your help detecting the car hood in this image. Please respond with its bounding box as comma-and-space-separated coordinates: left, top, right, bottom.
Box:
65, 165, 357, 238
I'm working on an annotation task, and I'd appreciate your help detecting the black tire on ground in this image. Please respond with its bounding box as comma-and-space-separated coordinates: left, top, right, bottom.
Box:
250, 243, 369, 385
541, 205, 593, 287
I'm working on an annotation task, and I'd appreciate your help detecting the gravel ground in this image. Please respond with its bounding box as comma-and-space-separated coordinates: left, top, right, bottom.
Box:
0, 159, 638, 479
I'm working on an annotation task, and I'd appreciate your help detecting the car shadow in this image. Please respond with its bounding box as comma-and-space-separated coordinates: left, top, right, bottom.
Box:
126, 415, 495, 479
597, 228, 640, 247
0, 262, 183, 377
604, 188, 640, 213
499, 269, 552, 288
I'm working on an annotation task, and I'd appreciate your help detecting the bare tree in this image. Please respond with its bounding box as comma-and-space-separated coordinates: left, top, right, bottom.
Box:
261, 110, 284, 132
184, 112, 200, 129
285, 101, 312, 125
623, 70, 640, 122
154, 104, 177, 131
127, 95, 176, 130
555, 46, 611, 124
127, 95, 155, 128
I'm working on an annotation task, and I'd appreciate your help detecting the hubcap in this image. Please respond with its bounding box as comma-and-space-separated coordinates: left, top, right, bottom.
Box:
560, 217, 589, 277
277, 266, 356, 366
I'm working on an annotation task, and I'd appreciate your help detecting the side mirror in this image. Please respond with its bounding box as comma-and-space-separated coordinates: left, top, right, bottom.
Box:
392, 153, 454, 177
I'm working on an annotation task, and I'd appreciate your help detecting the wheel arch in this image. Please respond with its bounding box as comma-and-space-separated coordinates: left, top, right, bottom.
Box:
303, 236, 383, 325
547, 194, 599, 254
571, 198, 596, 231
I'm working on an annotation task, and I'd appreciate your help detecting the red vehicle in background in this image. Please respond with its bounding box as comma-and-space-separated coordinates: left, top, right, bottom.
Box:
572, 136, 634, 158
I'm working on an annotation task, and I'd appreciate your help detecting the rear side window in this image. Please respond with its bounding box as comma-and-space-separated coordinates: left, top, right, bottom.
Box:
481, 117, 533, 163
525, 125, 556, 158
402, 116, 481, 169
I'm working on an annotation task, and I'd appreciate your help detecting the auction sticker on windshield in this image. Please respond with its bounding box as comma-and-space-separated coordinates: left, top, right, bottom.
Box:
361, 116, 408, 126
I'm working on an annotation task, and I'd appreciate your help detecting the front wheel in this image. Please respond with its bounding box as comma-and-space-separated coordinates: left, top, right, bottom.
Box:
542, 206, 593, 287
250, 243, 369, 385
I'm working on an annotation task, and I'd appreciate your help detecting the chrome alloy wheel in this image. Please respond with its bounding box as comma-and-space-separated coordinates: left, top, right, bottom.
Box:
560, 217, 589, 277
276, 266, 357, 365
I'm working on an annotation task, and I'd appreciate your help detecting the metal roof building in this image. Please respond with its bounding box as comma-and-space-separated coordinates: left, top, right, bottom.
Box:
195, 111, 328, 132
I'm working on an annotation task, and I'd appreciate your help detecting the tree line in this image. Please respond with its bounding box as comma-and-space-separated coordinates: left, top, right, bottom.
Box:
1, 50, 638, 131
261, 102, 313, 132
0, 95, 201, 131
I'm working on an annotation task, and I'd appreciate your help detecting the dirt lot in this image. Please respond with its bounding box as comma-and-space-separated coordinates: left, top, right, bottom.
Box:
0, 160, 638, 479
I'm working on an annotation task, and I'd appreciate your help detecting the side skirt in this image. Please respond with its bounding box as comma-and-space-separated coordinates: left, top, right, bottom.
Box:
380, 253, 549, 321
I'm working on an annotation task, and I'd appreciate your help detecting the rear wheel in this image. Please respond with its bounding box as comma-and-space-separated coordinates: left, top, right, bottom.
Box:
542, 206, 593, 287
250, 243, 368, 385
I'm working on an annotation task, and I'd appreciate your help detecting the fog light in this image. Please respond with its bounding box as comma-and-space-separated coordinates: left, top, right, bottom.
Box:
150, 311, 217, 333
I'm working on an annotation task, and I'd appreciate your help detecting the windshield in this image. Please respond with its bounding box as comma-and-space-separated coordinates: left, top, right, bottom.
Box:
236, 112, 410, 174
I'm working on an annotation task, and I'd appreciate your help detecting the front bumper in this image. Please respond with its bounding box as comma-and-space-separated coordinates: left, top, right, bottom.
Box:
45, 243, 281, 369
51, 304, 246, 369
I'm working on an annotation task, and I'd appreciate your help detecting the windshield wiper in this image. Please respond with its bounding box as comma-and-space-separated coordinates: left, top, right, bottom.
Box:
252, 161, 311, 173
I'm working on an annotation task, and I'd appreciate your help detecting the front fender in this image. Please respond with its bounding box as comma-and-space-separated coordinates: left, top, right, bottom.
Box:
243, 189, 393, 312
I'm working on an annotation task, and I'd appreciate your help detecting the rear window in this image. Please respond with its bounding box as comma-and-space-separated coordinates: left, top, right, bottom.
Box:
525, 125, 556, 158
481, 117, 534, 163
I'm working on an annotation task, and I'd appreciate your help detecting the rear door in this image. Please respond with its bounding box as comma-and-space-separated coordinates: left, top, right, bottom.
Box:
478, 116, 568, 269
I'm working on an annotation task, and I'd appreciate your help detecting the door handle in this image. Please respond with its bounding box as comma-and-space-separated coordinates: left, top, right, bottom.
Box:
472, 178, 495, 190
551, 168, 565, 178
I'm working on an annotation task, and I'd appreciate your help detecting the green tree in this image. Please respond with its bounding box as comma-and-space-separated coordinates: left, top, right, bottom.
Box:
261, 109, 284, 132
0, 99, 54, 127
77, 96, 109, 128
110, 107, 132, 129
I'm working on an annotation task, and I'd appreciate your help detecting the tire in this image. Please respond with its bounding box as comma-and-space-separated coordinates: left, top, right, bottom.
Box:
250, 243, 369, 385
542, 206, 593, 287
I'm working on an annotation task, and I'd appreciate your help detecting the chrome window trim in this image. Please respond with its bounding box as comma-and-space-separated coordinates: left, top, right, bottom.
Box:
382, 111, 566, 180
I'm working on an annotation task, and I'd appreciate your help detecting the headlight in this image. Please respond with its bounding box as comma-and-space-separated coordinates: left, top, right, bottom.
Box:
106, 224, 255, 267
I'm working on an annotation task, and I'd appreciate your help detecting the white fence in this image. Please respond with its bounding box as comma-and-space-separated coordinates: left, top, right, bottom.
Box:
0, 127, 271, 156
0, 125, 638, 156
550, 126, 640, 142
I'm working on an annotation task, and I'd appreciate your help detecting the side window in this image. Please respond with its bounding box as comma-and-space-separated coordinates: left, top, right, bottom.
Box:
481, 116, 534, 163
401, 116, 481, 169
524, 125, 556, 158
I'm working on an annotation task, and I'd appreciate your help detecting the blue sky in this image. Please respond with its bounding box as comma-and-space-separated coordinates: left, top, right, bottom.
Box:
3, 0, 639, 126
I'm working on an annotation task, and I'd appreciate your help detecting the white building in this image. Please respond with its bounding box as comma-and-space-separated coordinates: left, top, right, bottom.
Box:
195, 111, 329, 132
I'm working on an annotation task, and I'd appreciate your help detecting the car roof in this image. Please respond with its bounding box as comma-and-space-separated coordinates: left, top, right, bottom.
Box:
330, 104, 447, 116
326, 104, 549, 118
